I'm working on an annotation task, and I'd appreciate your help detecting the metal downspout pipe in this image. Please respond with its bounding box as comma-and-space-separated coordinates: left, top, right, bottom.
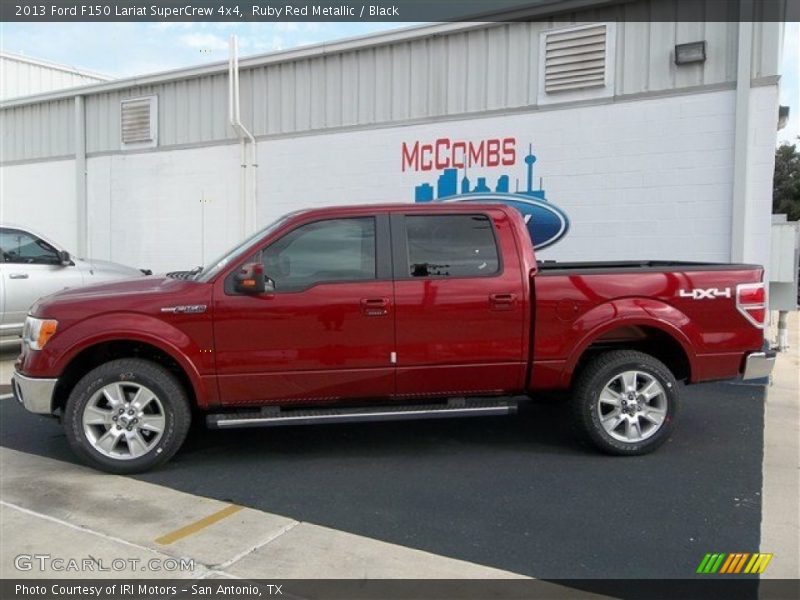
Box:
228, 34, 258, 237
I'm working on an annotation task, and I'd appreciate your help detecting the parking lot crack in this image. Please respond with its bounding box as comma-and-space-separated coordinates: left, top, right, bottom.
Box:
213, 520, 300, 571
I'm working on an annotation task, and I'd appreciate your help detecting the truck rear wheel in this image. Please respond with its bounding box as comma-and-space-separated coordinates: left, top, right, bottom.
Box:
570, 350, 679, 455
63, 358, 191, 474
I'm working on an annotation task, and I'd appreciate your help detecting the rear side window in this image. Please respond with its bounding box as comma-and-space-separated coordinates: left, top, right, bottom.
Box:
260, 217, 376, 291
404, 215, 500, 278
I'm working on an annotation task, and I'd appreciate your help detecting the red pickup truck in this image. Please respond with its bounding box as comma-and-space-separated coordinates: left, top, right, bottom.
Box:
12, 204, 775, 473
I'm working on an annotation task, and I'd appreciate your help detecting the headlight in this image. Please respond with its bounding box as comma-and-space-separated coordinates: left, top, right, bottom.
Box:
23, 317, 58, 350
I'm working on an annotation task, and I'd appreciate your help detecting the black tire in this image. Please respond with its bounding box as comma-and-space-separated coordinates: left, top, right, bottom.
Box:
570, 350, 680, 455
63, 358, 191, 474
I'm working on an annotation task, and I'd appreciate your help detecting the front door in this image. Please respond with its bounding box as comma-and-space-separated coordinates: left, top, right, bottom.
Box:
213, 214, 395, 406
391, 211, 527, 399
0, 228, 82, 337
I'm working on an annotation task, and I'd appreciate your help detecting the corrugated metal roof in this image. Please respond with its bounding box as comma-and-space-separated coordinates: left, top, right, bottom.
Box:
0, 51, 111, 80
0, 52, 111, 102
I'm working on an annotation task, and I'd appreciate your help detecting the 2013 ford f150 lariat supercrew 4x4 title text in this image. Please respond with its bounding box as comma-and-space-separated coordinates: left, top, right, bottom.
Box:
12, 204, 775, 473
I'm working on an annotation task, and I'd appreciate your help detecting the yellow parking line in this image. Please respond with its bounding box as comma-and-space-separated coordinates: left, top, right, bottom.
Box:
155, 504, 243, 545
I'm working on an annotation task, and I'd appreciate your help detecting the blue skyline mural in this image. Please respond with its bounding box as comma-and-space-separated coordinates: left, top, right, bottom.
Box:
415, 144, 547, 203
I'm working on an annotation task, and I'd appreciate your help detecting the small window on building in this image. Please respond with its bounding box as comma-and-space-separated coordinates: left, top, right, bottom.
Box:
120, 95, 157, 148
539, 23, 614, 104
404, 215, 499, 278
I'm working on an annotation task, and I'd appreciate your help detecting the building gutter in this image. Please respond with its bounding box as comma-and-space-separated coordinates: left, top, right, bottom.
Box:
228, 35, 258, 237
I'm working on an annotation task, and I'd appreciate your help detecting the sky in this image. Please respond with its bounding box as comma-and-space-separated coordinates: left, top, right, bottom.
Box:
1, 20, 798, 145
0, 22, 406, 77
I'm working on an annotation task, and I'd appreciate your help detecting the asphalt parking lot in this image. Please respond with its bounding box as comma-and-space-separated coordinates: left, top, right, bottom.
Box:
1, 378, 766, 580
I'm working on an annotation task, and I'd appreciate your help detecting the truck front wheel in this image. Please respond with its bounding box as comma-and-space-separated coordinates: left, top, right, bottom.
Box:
63, 358, 191, 474
571, 350, 680, 455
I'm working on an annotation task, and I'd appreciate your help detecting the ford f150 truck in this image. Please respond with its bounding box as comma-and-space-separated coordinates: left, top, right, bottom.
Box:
12, 204, 775, 473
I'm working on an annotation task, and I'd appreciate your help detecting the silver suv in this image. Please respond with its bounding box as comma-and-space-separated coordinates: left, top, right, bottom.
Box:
0, 225, 149, 347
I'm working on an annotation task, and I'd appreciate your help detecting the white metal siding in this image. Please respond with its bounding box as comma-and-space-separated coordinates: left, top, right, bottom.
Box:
0, 55, 106, 101
0, 15, 783, 164
0, 98, 75, 160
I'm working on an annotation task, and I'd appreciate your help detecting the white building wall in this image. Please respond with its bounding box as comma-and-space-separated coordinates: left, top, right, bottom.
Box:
0, 159, 77, 251
0, 87, 777, 276
85, 146, 242, 272
742, 85, 781, 274
256, 89, 742, 263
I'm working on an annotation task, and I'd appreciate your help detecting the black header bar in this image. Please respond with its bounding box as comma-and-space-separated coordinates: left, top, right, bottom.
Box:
4, 578, 800, 599
1, 0, 796, 22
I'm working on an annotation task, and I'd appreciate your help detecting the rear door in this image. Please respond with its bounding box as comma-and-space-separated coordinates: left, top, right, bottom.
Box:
212, 214, 396, 405
390, 210, 527, 399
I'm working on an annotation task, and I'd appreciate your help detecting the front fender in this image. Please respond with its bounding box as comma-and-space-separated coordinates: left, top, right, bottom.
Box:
30, 313, 214, 407
563, 297, 700, 384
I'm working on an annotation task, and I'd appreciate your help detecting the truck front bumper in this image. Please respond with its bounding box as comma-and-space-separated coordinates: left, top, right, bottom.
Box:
11, 371, 57, 414
742, 349, 777, 381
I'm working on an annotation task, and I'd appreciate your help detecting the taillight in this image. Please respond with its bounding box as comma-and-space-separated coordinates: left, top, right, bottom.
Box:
736, 282, 767, 329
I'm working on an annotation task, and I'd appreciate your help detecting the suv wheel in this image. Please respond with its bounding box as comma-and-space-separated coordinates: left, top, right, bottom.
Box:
571, 350, 680, 455
63, 358, 191, 474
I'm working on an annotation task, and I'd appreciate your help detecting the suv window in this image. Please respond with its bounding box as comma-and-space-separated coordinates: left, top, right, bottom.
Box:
259, 218, 376, 291
404, 214, 499, 278
0, 228, 60, 265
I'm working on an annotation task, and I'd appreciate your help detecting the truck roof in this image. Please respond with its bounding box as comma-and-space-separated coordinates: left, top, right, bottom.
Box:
290, 202, 517, 218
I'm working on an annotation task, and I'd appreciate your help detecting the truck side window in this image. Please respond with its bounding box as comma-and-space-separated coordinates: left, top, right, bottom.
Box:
404, 215, 499, 278
0, 228, 60, 265
260, 217, 376, 291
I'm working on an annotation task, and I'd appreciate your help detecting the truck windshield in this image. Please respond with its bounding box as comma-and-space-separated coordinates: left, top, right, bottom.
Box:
194, 216, 289, 282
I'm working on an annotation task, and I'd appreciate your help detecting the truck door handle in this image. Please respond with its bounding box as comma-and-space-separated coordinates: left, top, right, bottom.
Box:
9, 273, 29, 279
360, 298, 390, 317
489, 293, 516, 310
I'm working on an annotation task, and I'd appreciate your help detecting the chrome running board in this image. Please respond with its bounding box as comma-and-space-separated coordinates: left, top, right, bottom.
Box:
206, 399, 517, 429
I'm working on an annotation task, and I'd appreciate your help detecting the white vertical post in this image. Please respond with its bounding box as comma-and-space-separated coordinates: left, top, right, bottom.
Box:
731, 16, 753, 263
74, 95, 87, 257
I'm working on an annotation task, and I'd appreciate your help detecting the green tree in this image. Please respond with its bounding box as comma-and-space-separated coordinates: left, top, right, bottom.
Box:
773, 138, 800, 221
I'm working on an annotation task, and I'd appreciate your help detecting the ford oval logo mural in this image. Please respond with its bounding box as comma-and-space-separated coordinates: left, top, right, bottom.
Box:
404, 139, 570, 250
442, 193, 569, 250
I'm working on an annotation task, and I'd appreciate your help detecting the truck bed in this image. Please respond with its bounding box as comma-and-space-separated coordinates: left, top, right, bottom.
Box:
530, 259, 766, 388
536, 260, 761, 275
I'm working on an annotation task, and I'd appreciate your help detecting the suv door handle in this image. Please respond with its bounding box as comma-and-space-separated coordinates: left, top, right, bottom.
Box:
489, 293, 516, 310
360, 298, 390, 317
9, 273, 29, 279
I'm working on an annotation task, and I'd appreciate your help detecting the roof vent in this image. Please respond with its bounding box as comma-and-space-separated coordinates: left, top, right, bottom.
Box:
543, 24, 608, 94
120, 95, 157, 148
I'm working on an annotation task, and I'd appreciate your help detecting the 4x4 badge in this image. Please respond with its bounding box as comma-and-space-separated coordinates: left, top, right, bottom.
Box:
679, 288, 732, 300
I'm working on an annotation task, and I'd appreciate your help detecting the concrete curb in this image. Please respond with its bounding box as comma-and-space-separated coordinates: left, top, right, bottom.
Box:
760, 311, 800, 581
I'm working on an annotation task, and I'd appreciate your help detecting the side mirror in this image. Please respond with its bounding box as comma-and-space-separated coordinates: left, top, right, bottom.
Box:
57, 250, 71, 266
234, 262, 274, 294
